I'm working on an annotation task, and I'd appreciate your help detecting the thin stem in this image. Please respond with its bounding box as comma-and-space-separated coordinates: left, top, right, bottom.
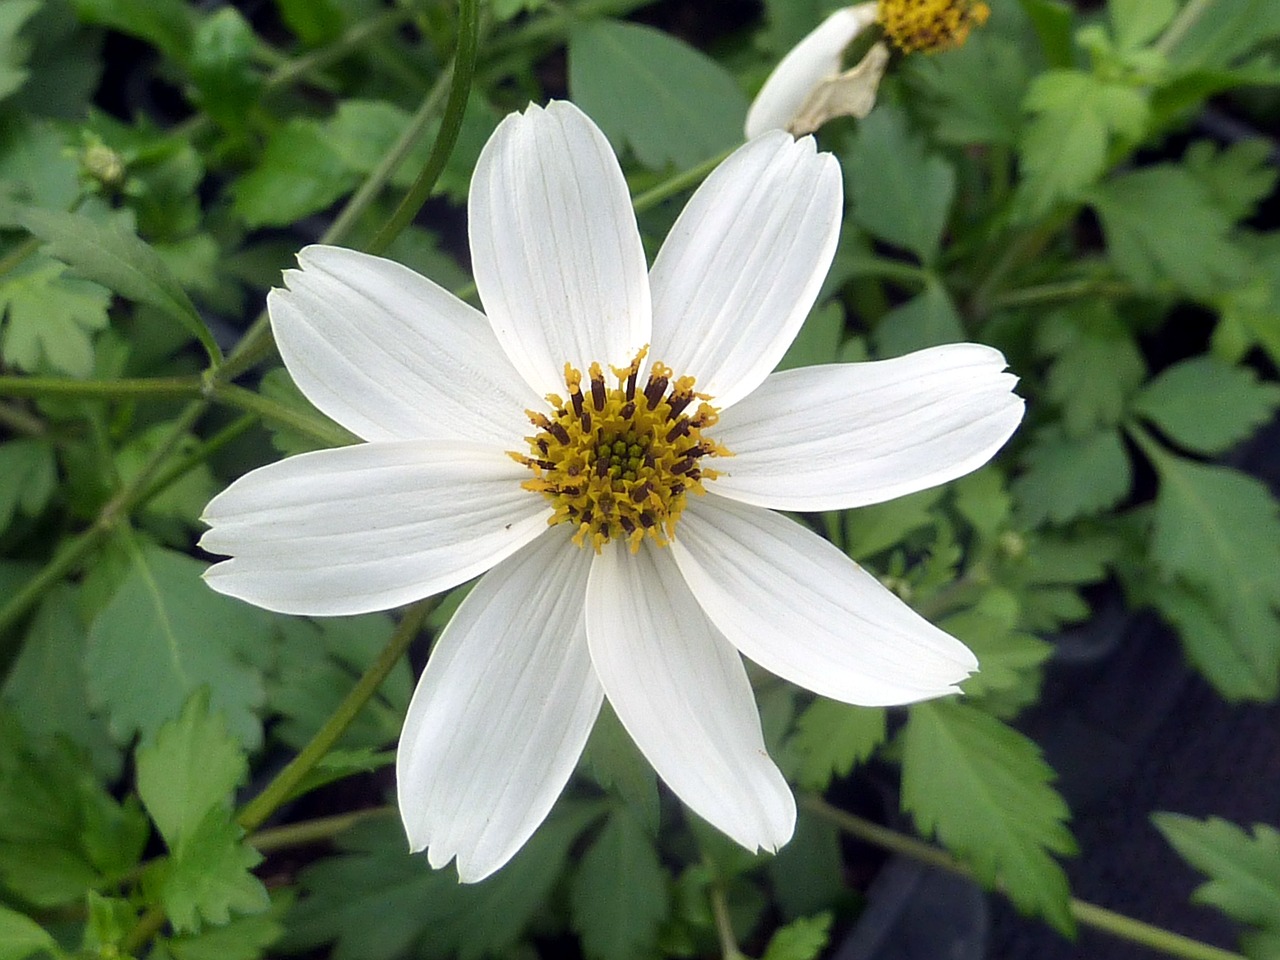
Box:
966, 209, 1073, 321
0, 236, 39, 278
632, 148, 732, 213
208, 382, 354, 448
989, 277, 1132, 311
708, 880, 748, 960
1154, 0, 1213, 56
251, 805, 395, 853
265, 9, 413, 93
120, 908, 167, 956
138, 413, 257, 505
802, 797, 1246, 960
367, 0, 480, 255
235, 597, 435, 833
0, 375, 203, 400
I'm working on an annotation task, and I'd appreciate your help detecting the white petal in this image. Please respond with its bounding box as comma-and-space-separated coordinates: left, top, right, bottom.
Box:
200, 442, 551, 615
648, 131, 841, 409
397, 532, 600, 882
711, 344, 1025, 511
269, 245, 537, 445
585, 542, 794, 852
469, 100, 650, 397
673, 496, 978, 706
744, 4, 880, 138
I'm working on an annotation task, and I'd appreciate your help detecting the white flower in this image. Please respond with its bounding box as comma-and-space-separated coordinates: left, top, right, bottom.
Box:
200, 100, 1024, 882
745, 3, 887, 139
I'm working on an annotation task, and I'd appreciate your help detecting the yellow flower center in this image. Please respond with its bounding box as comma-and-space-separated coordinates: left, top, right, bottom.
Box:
512, 347, 729, 553
876, 0, 990, 53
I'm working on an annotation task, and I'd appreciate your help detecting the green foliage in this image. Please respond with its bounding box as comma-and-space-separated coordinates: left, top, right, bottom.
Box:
872, 279, 965, 355
17, 205, 221, 364
232, 119, 356, 229
0, 903, 57, 960
845, 106, 955, 264
1153, 813, 1280, 951
1013, 426, 1133, 526
580, 703, 660, 835
0, 0, 40, 102
784, 700, 886, 790
0, 256, 110, 376
1017, 69, 1147, 217
1132, 356, 1280, 455
570, 806, 670, 960
568, 19, 747, 170
1109, 0, 1176, 51
901, 700, 1077, 934
85, 541, 274, 748
906, 31, 1030, 147
1037, 305, 1146, 436
760, 913, 832, 960
0, 438, 55, 533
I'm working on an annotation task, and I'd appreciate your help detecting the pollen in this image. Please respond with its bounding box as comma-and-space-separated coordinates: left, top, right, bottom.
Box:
876, 0, 990, 53
511, 347, 730, 554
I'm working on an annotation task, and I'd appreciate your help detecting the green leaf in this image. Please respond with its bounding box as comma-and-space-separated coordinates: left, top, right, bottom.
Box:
0, 0, 40, 102
136, 691, 247, 850
157, 808, 268, 933
1152, 814, 1280, 931
0, 903, 56, 960
1109, 0, 1176, 50
1088, 164, 1249, 299
906, 32, 1030, 146
580, 702, 660, 835
188, 7, 261, 130
0, 439, 55, 533
1012, 426, 1133, 526
1155, 582, 1280, 701
777, 301, 844, 372
285, 806, 602, 960
761, 913, 832, 960
1184, 139, 1279, 223
784, 700, 886, 791
570, 807, 670, 960
568, 19, 747, 170
953, 468, 1013, 542
0, 714, 148, 907
17, 206, 221, 365
231, 119, 355, 229
902, 700, 1076, 934
844, 487, 943, 560
0, 257, 110, 376
873, 279, 965, 355
1017, 70, 1148, 217
85, 542, 272, 749
1164, 0, 1280, 70
274, 0, 343, 46
1133, 356, 1280, 455
846, 106, 955, 263
1017, 0, 1075, 67
166, 906, 284, 960
945, 597, 1051, 714
1038, 305, 1146, 435
70, 0, 193, 61
766, 813, 845, 920
1, 584, 121, 780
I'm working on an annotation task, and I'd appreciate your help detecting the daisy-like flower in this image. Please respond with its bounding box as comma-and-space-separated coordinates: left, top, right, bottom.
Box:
745, 0, 990, 138
200, 101, 1023, 882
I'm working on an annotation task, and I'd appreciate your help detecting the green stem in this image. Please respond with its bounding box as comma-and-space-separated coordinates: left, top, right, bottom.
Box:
367, 0, 481, 255
708, 878, 748, 960
208, 382, 355, 448
802, 797, 1246, 960
0, 375, 203, 400
989, 277, 1132, 311
0, 236, 39, 278
265, 9, 413, 93
251, 805, 395, 853
235, 598, 435, 833
1154, 0, 1213, 56
967, 209, 1074, 321
632, 148, 732, 213
138, 414, 257, 505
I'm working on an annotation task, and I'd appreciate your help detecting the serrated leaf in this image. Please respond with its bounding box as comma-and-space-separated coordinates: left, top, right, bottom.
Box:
1088, 164, 1249, 299
17, 206, 220, 365
136, 691, 246, 850
784, 700, 886, 791
231, 119, 355, 229
901, 700, 1076, 933
0, 903, 56, 960
761, 913, 832, 960
1152, 814, 1280, 931
0, 256, 110, 376
1012, 426, 1133, 526
1133, 356, 1280, 455
1017, 70, 1148, 217
1185, 139, 1279, 223
1038, 305, 1146, 436
167, 906, 284, 960
873, 279, 965, 355
847, 106, 955, 263
1155, 582, 1280, 701
85, 542, 272, 749
1021, 532, 1120, 585
568, 19, 747, 170
570, 807, 670, 960
580, 702, 660, 835
158, 809, 268, 934
945, 600, 1051, 704
907, 32, 1029, 146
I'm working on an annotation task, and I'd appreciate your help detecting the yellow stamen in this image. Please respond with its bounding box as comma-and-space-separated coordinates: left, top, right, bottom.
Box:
877, 0, 990, 53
